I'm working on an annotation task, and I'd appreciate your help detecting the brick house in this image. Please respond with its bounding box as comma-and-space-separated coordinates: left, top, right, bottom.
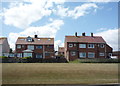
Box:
58, 47, 64, 57
112, 51, 120, 59
64, 32, 113, 61
0, 37, 10, 57
15, 35, 55, 59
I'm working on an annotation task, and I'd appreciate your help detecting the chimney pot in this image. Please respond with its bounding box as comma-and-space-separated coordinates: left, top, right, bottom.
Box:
91, 33, 93, 37
35, 35, 38, 38
75, 32, 77, 37
82, 32, 85, 36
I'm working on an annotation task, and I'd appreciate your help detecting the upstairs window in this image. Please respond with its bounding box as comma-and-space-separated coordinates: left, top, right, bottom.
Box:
26, 36, 33, 42
99, 44, 104, 48
79, 44, 86, 48
28, 45, 34, 50
36, 45, 42, 49
88, 44, 94, 48
17, 45, 21, 49
69, 44, 73, 47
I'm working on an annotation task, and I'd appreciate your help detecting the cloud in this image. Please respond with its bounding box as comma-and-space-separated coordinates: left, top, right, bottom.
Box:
94, 28, 119, 51
8, 33, 20, 50
3, 1, 51, 29
2, 0, 65, 29
86, 0, 119, 2
55, 3, 98, 19
2, 1, 99, 29
55, 5, 69, 17
97, 28, 108, 32
68, 3, 98, 19
8, 19, 64, 50
54, 40, 64, 51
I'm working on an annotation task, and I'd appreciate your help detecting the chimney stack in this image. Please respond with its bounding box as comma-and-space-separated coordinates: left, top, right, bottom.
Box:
75, 32, 77, 37
91, 33, 93, 37
34, 35, 38, 38
82, 32, 85, 36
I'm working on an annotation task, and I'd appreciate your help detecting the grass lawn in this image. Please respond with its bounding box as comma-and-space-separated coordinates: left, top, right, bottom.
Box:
2, 63, 118, 85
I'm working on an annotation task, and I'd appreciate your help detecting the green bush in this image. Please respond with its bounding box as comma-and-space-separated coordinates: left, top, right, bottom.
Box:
70, 58, 119, 63
0, 56, 8, 58
22, 56, 31, 59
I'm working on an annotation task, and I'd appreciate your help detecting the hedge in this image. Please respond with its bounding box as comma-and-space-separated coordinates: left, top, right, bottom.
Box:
70, 58, 119, 63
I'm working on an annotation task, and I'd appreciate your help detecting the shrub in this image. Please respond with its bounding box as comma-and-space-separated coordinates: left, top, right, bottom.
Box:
0, 56, 8, 58
22, 56, 31, 59
70, 58, 119, 63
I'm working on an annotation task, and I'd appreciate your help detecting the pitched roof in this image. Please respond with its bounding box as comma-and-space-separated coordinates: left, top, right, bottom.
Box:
58, 47, 64, 52
0, 37, 7, 44
16, 37, 54, 45
65, 36, 106, 43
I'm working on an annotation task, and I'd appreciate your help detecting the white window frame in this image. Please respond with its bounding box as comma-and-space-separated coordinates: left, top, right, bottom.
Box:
17, 45, 21, 49
109, 53, 112, 56
23, 53, 32, 57
99, 53, 105, 56
71, 51, 76, 56
100, 44, 104, 48
27, 37, 33, 42
36, 54, 43, 58
22, 45, 25, 48
69, 44, 73, 47
9, 54, 15, 57
74, 44, 76, 46
36, 45, 42, 49
79, 52, 86, 58
88, 44, 94, 48
28, 45, 34, 50
17, 53, 22, 58
88, 52, 95, 58
79, 44, 86, 48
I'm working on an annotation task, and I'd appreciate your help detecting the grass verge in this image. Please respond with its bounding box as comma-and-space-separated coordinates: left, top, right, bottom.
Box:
2, 63, 118, 84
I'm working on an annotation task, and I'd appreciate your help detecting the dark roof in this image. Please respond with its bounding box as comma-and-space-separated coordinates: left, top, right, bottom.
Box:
0, 37, 7, 44
16, 37, 54, 45
65, 36, 106, 43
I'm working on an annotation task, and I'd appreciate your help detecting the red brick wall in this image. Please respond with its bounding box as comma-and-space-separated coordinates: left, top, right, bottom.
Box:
66, 42, 112, 61
16, 44, 54, 58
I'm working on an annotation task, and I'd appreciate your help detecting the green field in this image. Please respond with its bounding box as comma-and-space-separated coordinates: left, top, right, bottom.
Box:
2, 63, 118, 85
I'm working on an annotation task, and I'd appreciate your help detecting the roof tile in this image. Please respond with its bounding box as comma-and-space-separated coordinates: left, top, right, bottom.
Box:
16, 37, 54, 45
65, 36, 106, 43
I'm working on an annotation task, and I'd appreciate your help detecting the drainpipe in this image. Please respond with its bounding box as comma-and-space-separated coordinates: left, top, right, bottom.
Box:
43, 45, 45, 59
105, 44, 107, 58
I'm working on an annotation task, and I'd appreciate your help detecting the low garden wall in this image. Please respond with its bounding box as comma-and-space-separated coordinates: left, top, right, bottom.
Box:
0, 56, 119, 63
0, 57, 68, 63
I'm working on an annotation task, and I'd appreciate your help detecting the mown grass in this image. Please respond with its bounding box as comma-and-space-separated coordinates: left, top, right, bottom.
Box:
2, 63, 118, 84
